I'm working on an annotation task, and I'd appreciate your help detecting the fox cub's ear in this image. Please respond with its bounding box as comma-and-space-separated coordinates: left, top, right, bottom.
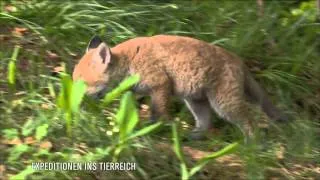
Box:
87, 35, 103, 52
92, 42, 112, 68
87, 35, 112, 66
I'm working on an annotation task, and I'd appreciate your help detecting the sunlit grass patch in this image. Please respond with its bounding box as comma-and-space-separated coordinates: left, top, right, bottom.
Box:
0, 0, 319, 179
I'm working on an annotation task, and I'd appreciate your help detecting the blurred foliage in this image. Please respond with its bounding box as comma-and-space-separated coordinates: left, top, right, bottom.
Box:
0, 0, 319, 179
172, 123, 239, 180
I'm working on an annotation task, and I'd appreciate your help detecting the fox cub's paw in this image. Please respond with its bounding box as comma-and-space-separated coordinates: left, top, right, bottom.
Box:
188, 128, 208, 141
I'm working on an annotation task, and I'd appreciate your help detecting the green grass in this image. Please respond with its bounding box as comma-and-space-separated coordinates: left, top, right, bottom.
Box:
0, 0, 319, 179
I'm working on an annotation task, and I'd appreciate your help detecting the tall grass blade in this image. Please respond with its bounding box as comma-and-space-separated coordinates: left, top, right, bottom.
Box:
7, 45, 20, 88
189, 142, 239, 176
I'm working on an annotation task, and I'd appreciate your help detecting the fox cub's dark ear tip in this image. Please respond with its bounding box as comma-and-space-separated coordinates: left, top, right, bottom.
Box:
87, 35, 103, 51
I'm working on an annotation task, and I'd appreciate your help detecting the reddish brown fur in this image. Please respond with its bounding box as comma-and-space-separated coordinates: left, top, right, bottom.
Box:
73, 35, 286, 140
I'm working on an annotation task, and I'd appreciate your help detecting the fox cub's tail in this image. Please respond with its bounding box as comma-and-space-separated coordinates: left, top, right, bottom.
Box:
244, 69, 289, 122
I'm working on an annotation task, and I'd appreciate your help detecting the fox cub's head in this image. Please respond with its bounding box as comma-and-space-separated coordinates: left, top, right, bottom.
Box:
73, 36, 113, 99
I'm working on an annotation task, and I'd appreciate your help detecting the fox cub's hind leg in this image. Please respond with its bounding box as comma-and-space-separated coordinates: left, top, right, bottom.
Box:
206, 67, 270, 142
207, 89, 270, 142
184, 98, 212, 140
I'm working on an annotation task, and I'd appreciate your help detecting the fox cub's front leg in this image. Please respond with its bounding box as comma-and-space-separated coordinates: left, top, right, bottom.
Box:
149, 87, 171, 122
134, 67, 172, 122
134, 69, 172, 123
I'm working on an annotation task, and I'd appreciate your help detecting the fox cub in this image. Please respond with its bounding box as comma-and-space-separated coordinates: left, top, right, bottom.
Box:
73, 35, 287, 139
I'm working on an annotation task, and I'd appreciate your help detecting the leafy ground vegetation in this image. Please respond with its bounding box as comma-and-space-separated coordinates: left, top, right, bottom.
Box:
0, 0, 320, 179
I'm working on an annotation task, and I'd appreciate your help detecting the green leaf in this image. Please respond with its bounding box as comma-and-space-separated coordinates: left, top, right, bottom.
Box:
128, 122, 162, 140
171, 123, 190, 179
83, 147, 111, 161
116, 91, 140, 138
48, 82, 56, 98
291, 9, 303, 16
22, 119, 34, 136
95, 147, 111, 155
181, 163, 189, 180
34, 149, 50, 158
113, 145, 125, 161
35, 124, 49, 141
189, 142, 239, 176
2, 128, 19, 140
115, 92, 130, 139
10, 165, 35, 180
103, 75, 140, 105
57, 73, 73, 111
189, 162, 206, 177
172, 123, 185, 162
56, 74, 74, 136
8, 144, 30, 162
7, 45, 20, 86
125, 92, 139, 134
200, 142, 239, 160
7, 61, 16, 86
70, 80, 87, 113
